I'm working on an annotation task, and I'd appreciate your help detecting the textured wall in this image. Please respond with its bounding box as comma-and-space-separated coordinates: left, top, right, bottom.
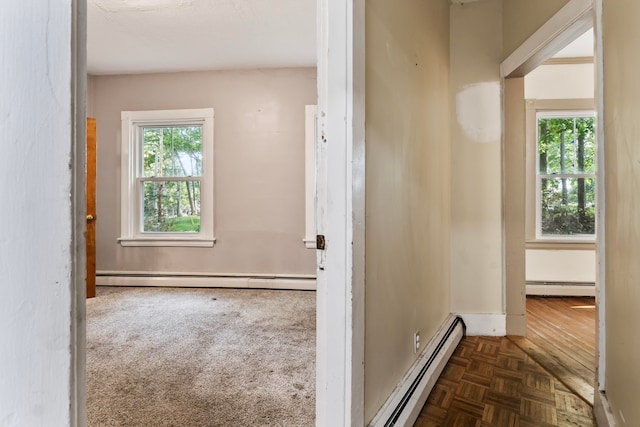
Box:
365, 0, 451, 421
91, 68, 317, 276
602, 0, 640, 424
450, 0, 504, 316
0, 1, 75, 425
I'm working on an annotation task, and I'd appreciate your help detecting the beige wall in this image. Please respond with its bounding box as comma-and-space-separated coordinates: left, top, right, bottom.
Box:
502, 0, 571, 58
602, 1, 640, 425
364, 0, 450, 421
91, 68, 317, 275
525, 63, 594, 100
450, 0, 504, 315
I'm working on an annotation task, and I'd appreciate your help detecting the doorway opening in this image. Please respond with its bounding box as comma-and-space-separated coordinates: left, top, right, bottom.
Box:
85, 1, 320, 424
507, 26, 598, 405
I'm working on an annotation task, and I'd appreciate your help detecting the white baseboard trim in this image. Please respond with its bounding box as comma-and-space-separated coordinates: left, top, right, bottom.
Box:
95, 272, 317, 291
369, 315, 464, 427
594, 391, 617, 427
526, 283, 595, 297
456, 313, 506, 336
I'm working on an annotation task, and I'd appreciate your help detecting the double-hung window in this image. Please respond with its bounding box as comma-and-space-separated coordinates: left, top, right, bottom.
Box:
535, 111, 596, 240
119, 108, 214, 247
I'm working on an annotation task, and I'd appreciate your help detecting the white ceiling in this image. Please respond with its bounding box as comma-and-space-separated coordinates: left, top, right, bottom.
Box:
552, 28, 594, 58
87, 0, 317, 75
88, 2, 591, 76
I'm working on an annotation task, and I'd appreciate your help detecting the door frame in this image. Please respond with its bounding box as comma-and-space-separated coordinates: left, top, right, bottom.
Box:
71, 0, 88, 425
315, 0, 366, 425
499, 0, 605, 394
70, 0, 366, 425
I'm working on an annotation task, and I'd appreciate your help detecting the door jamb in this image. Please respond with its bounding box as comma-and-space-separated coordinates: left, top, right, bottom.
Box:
71, 0, 87, 425
315, 0, 366, 425
499, 0, 604, 395
71, 0, 367, 424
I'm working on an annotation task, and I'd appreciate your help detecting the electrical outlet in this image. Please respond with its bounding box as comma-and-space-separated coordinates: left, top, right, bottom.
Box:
413, 331, 421, 353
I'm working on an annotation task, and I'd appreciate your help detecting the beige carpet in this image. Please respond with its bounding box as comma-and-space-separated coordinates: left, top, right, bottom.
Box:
87, 286, 316, 426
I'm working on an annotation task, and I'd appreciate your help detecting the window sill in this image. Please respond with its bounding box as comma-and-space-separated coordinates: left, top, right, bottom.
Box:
526, 240, 596, 250
118, 237, 216, 248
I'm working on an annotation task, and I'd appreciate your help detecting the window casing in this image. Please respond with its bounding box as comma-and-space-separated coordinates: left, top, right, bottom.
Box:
119, 108, 215, 247
534, 109, 596, 241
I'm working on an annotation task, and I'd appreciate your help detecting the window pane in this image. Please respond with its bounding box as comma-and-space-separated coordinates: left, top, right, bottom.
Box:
143, 126, 202, 178
142, 180, 201, 232
540, 177, 595, 235
538, 116, 595, 174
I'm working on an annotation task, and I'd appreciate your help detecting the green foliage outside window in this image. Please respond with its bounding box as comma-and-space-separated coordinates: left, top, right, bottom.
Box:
141, 126, 202, 233
538, 116, 596, 236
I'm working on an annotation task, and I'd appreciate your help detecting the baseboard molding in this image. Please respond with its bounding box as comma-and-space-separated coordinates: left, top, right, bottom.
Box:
526, 282, 595, 296
456, 313, 506, 336
594, 391, 618, 427
96, 272, 317, 291
369, 315, 464, 427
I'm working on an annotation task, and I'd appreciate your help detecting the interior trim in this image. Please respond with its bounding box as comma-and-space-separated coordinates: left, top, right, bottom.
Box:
543, 56, 593, 65
526, 241, 596, 250
457, 313, 506, 336
501, 0, 593, 77
594, 391, 618, 427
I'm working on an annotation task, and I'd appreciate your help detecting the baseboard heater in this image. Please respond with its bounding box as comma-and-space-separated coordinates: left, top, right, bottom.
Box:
95, 271, 317, 291
526, 281, 595, 297
369, 315, 465, 427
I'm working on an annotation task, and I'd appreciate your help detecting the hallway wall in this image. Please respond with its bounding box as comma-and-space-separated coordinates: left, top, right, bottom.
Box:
450, 0, 504, 319
364, 0, 451, 421
602, 0, 640, 424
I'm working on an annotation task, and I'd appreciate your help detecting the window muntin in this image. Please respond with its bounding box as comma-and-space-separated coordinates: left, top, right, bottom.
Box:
120, 109, 214, 247
140, 125, 202, 233
536, 112, 596, 239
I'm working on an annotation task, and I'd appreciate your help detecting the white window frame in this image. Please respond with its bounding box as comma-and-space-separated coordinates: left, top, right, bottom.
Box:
534, 108, 596, 242
303, 105, 317, 249
119, 108, 215, 247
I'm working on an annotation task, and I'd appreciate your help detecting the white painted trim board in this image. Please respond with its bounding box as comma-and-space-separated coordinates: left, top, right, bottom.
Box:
594, 0, 607, 392
501, 0, 593, 78
315, 0, 366, 424
456, 313, 506, 336
368, 315, 464, 427
594, 391, 617, 427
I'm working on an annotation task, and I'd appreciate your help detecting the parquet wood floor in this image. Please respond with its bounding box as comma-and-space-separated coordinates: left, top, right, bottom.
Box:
509, 296, 596, 405
415, 297, 597, 426
414, 336, 596, 427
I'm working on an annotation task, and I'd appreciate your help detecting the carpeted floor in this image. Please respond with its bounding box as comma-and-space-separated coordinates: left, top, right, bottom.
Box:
87, 286, 316, 427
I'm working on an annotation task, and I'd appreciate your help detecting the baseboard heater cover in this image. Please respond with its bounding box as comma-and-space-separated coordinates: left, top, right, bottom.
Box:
369, 315, 465, 427
95, 272, 317, 291
526, 281, 595, 297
